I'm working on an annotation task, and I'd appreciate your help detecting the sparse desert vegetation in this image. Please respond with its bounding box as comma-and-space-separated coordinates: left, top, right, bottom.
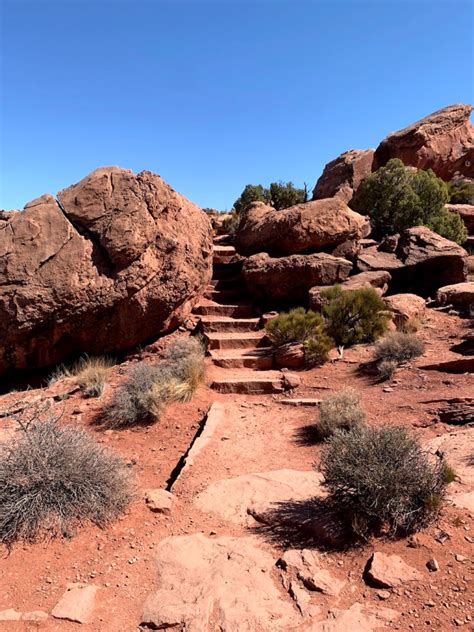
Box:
374, 331, 425, 379
315, 387, 365, 440
0, 402, 133, 547
321, 425, 451, 539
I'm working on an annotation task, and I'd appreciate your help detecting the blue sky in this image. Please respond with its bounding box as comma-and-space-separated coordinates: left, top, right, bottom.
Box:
1, 0, 473, 211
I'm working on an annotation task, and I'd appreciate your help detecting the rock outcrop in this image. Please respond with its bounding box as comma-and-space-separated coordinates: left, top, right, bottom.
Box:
242, 253, 352, 302
384, 294, 426, 329
309, 270, 391, 311
312, 149, 375, 203
235, 199, 370, 257
373, 104, 474, 180
357, 226, 467, 296
0, 167, 212, 375
436, 282, 474, 313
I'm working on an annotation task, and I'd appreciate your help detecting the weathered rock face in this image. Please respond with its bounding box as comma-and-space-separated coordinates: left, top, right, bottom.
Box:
384, 294, 426, 329
373, 104, 474, 180
242, 253, 352, 302
357, 226, 467, 296
312, 149, 375, 203
235, 199, 370, 257
445, 203, 474, 233
0, 167, 212, 375
436, 282, 474, 313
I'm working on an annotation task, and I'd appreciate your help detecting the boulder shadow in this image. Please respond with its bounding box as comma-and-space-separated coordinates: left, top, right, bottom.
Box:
249, 497, 355, 551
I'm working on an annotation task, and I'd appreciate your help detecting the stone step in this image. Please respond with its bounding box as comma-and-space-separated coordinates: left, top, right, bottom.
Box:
194, 302, 254, 318
204, 288, 244, 303
280, 398, 323, 406
210, 370, 284, 394
213, 254, 242, 265
210, 276, 243, 290
213, 261, 243, 279
210, 348, 274, 369
200, 316, 261, 333
205, 331, 268, 350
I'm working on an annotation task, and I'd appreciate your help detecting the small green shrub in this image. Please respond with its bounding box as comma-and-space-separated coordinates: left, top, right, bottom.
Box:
321, 426, 449, 538
303, 334, 334, 366
0, 402, 133, 547
103, 337, 205, 427
266, 308, 326, 346
233, 181, 307, 214
322, 286, 389, 348
448, 179, 474, 204
375, 332, 425, 364
427, 208, 467, 244
315, 388, 365, 440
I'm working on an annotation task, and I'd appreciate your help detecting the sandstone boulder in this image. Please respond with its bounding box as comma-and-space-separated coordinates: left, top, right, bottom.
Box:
0, 167, 212, 375
242, 253, 352, 302
275, 343, 306, 369
235, 198, 370, 257
436, 282, 474, 312
309, 271, 391, 311
384, 293, 426, 329
366, 552, 423, 588
279, 549, 345, 597
51, 583, 99, 624
445, 204, 474, 233
357, 226, 467, 296
141, 534, 299, 631
312, 149, 375, 203
373, 104, 474, 180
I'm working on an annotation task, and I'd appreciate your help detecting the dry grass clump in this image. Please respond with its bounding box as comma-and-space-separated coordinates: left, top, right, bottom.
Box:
374, 332, 425, 380
321, 426, 450, 539
315, 388, 365, 440
48, 356, 114, 397
74, 356, 114, 397
0, 402, 133, 547
103, 337, 205, 428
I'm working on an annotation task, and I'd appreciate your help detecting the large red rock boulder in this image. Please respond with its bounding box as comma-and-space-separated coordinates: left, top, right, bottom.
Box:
309, 270, 391, 311
235, 198, 370, 257
436, 282, 474, 313
373, 104, 474, 180
357, 226, 467, 296
0, 167, 212, 376
242, 253, 352, 302
312, 149, 375, 203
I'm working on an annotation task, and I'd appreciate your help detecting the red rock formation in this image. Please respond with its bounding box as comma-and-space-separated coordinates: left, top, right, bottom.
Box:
0, 167, 212, 375
312, 149, 375, 203
373, 104, 474, 180
235, 198, 370, 257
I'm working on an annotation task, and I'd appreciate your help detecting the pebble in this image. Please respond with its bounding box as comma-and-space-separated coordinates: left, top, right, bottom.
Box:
426, 558, 440, 572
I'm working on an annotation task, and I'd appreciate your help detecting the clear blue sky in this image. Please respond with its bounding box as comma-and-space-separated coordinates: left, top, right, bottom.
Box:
1, 0, 473, 211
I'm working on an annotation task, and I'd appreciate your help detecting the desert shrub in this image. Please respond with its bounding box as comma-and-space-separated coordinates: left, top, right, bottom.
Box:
376, 358, 399, 381
321, 426, 449, 538
375, 332, 425, 364
448, 179, 474, 204
401, 317, 422, 334
233, 181, 307, 214
352, 159, 466, 243
103, 337, 205, 427
322, 286, 389, 348
0, 403, 133, 547
266, 308, 326, 346
303, 334, 334, 366
315, 388, 365, 440
47, 363, 70, 385
73, 356, 114, 397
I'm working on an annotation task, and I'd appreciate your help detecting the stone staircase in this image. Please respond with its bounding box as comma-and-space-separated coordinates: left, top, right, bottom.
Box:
193, 239, 285, 394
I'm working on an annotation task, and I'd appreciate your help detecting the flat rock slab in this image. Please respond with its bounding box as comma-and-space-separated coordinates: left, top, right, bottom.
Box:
366, 552, 423, 588
51, 583, 99, 624
141, 534, 300, 631
194, 468, 324, 526
279, 549, 345, 597
296, 601, 399, 631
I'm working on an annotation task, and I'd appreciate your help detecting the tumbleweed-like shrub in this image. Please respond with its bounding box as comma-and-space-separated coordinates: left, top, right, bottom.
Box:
73, 356, 114, 397
374, 332, 425, 374
103, 337, 205, 427
0, 404, 133, 547
315, 387, 365, 440
320, 426, 449, 539
322, 286, 389, 348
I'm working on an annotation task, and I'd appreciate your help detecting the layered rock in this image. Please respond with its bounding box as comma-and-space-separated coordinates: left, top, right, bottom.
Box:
312, 149, 375, 203
357, 226, 467, 296
373, 104, 474, 180
0, 167, 212, 375
235, 199, 370, 257
436, 282, 474, 313
242, 253, 352, 302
